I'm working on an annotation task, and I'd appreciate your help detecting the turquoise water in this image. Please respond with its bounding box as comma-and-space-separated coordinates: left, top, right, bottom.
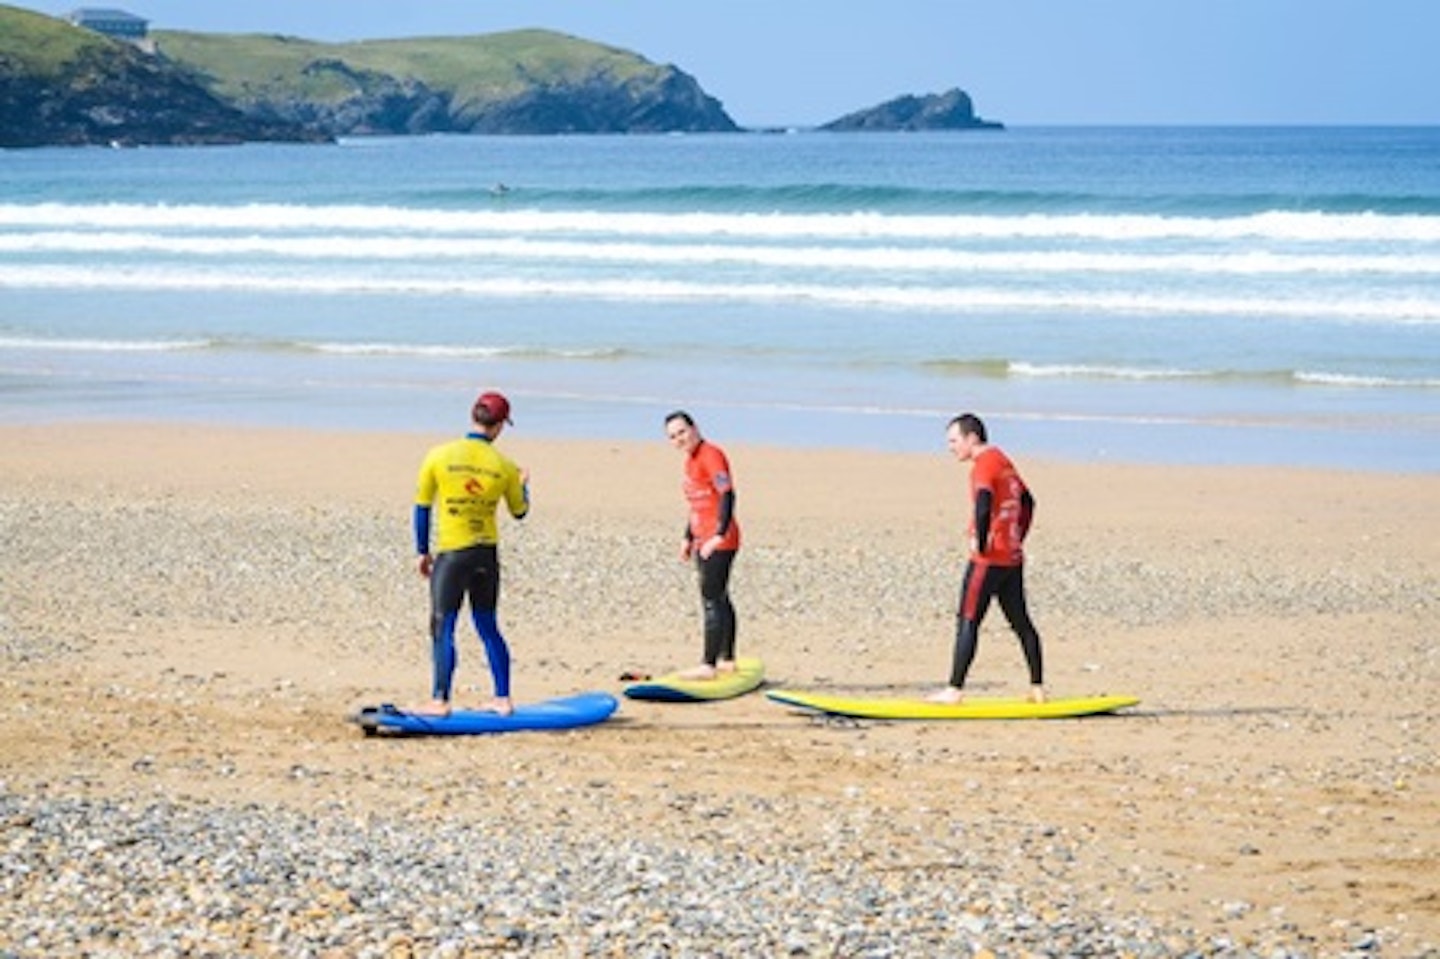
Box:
2, 127, 1438, 470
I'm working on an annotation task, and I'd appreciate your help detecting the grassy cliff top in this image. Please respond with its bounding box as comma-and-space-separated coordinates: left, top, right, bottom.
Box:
0, 5, 665, 100
152, 28, 662, 103
0, 5, 117, 77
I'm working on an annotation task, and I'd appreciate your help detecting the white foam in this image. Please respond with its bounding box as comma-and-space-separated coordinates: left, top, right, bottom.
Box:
0, 335, 210, 352
1295, 370, 1440, 389
1010, 362, 1212, 381
3, 265, 1437, 322
3, 230, 1439, 277
3, 202, 1439, 243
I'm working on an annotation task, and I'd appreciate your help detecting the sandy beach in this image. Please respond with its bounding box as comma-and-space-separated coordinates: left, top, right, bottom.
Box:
1, 422, 1436, 957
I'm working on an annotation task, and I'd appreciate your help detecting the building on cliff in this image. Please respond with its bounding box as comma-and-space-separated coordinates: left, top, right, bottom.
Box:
67, 8, 149, 41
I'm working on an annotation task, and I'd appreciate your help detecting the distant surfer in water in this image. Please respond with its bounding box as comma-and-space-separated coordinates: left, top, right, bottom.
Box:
930, 413, 1046, 704
665, 411, 741, 680
412, 390, 530, 716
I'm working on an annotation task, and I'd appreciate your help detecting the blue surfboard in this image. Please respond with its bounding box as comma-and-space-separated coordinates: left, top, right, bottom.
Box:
353, 691, 619, 736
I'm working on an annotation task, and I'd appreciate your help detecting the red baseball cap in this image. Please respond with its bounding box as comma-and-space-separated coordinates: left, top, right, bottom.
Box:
472, 390, 513, 426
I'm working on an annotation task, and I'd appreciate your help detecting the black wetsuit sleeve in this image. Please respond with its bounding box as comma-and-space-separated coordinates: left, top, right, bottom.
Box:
1019, 489, 1036, 540
715, 490, 735, 538
973, 488, 993, 554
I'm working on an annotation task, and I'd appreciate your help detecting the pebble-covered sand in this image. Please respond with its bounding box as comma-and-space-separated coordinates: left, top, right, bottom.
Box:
2, 425, 1437, 958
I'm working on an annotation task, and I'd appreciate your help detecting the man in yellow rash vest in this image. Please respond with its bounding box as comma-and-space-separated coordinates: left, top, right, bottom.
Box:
412, 390, 530, 717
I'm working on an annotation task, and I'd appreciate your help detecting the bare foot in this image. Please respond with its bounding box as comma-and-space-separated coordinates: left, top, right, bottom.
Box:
925, 686, 964, 704
410, 699, 451, 717
1028, 685, 1047, 704
678, 664, 718, 681
477, 697, 514, 716
716, 659, 738, 674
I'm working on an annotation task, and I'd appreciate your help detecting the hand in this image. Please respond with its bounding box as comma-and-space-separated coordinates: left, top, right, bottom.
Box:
417, 553, 434, 578
699, 534, 723, 559
678, 540, 694, 562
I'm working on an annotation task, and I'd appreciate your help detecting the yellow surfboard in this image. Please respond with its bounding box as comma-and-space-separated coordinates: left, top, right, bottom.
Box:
766, 688, 1139, 720
624, 657, 765, 702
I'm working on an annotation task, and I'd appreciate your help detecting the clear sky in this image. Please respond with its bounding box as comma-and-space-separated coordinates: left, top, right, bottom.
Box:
30, 1, 1440, 128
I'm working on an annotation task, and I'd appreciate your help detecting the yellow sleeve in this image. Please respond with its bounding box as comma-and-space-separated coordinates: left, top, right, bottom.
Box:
415, 449, 439, 506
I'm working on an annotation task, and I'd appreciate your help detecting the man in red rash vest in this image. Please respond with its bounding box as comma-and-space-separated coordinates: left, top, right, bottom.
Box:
929, 412, 1046, 704
665, 410, 741, 680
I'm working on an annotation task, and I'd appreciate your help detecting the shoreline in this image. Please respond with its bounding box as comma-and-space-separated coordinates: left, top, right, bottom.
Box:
3, 421, 1437, 955
3, 407, 1437, 474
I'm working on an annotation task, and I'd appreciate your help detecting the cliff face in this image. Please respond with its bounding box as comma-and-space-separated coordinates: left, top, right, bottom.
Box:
228, 57, 453, 136
0, 49, 328, 147
451, 67, 738, 135
821, 88, 1003, 132
228, 60, 738, 136
156, 28, 740, 138
0, 8, 324, 147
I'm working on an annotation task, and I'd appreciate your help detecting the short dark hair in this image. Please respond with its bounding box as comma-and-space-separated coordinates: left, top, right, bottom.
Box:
664, 410, 695, 428
949, 412, 987, 443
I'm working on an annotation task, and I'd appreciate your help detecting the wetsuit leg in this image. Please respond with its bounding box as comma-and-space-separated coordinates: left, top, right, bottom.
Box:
950, 560, 998, 689
428, 552, 472, 701
464, 546, 510, 699
471, 609, 511, 698
994, 563, 1044, 686
431, 612, 460, 701
697, 549, 737, 665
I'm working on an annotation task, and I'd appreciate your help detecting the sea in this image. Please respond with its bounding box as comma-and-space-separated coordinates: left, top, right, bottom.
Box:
3, 126, 1439, 471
